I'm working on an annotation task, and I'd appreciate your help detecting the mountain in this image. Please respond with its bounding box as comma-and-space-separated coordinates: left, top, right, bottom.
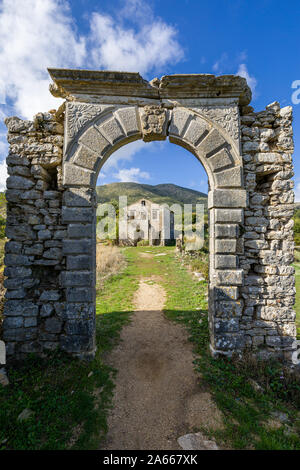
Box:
96, 183, 208, 208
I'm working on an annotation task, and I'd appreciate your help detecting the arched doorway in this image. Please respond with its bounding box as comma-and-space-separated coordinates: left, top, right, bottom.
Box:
59, 71, 247, 358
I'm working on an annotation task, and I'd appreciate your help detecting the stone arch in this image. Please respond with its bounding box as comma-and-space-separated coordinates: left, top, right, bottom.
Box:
62, 103, 246, 358
63, 104, 243, 190
4, 70, 295, 363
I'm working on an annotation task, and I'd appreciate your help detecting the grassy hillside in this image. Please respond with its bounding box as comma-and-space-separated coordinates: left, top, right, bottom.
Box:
96, 182, 208, 208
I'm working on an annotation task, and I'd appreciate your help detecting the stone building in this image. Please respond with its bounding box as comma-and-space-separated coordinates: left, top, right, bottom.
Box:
123, 198, 175, 245
2, 69, 296, 364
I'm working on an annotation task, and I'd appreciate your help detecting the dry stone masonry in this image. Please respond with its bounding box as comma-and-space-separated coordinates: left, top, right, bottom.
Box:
2, 69, 296, 363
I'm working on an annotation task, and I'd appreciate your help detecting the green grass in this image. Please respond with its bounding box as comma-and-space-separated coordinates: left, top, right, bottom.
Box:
1, 246, 300, 450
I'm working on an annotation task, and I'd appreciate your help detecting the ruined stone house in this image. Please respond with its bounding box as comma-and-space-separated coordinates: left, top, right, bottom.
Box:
123, 198, 175, 245
1, 69, 296, 364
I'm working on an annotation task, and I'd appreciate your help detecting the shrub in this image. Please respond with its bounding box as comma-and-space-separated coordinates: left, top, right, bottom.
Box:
0, 216, 5, 239
96, 244, 125, 285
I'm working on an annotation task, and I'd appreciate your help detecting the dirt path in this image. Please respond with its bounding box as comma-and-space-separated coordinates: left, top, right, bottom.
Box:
102, 257, 222, 450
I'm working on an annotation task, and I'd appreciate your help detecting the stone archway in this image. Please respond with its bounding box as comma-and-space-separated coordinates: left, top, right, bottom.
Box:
62, 99, 246, 358
2, 69, 296, 363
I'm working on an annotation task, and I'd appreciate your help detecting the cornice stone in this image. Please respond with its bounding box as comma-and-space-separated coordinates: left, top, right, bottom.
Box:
48, 69, 251, 106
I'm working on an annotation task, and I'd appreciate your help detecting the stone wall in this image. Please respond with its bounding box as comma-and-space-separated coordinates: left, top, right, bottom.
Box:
3, 110, 66, 359
240, 101, 295, 360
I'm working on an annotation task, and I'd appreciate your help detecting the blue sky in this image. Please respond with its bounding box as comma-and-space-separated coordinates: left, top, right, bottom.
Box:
0, 0, 299, 196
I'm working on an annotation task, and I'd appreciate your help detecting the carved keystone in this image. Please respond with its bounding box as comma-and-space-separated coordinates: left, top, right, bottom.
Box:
140, 105, 168, 142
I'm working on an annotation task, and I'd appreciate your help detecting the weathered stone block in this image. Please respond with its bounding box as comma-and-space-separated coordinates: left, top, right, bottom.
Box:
62, 239, 92, 255
40, 290, 61, 301
64, 319, 94, 336
198, 128, 226, 156
4, 266, 32, 279
266, 336, 281, 347
62, 207, 93, 224
184, 118, 208, 146
215, 255, 238, 269
98, 117, 125, 144
4, 254, 32, 266
44, 318, 62, 334
116, 107, 140, 136
208, 148, 232, 171
5, 241, 22, 254
244, 239, 268, 250
215, 300, 243, 317
66, 287, 94, 302
215, 239, 237, 253
53, 230, 67, 239
215, 318, 239, 333
215, 270, 243, 286
215, 333, 245, 350
215, 286, 239, 301
5, 288, 27, 299
215, 224, 239, 239
252, 336, 265, 347
38, 229, 51, 240
63, 163, 95, 187
6, 154, 30, 166
215, 209, 243, 223
3, 316, 24, 329
6, 176, 34, 190
68, 223, 93, 238
242, 141, 259, 152
214, 166, 243, 188
63, 187, 95, 207
63, 303, 94, 320
24, 317, 37, 327
3, 328, 24, 341
6, 224, 36, 241
61, 271, 93, 287
43, 248, 62, 260
208, 189, 247, 209
169, 108, 191, 137
40, 304, 54, 318
79, 126, 110, 155
67, 255, 92, 270
73, 145, 99, 171
255, 153, 280, 164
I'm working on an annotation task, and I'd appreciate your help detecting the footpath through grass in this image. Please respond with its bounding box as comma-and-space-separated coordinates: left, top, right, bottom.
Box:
138, 247, 300, 449
1, 246, 300, 449
0, 248, 139, 450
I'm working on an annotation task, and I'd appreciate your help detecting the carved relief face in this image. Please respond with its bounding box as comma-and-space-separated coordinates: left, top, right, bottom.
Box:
141, 105, 167, 142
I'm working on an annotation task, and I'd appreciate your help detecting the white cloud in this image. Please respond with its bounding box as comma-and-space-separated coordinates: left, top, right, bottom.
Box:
114, 167, 150, 183
0, 0, 86, 119
0, 159, 8, 191
102, 140, 146, 171
0, 0, 184, 120
237, 63, 257, 97
294, 181, 300, 202
212, 53, 228, 74
89, 11, 183, 75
